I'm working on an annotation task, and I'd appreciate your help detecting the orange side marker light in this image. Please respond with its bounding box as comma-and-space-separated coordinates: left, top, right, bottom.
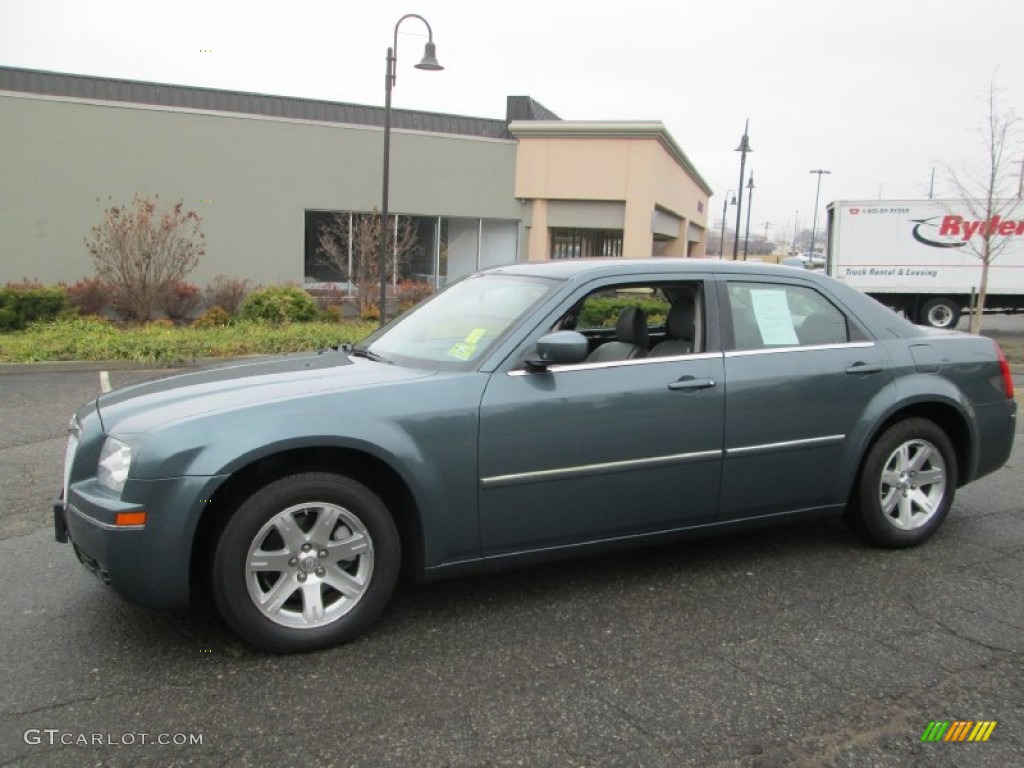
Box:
115, 511, 147, 527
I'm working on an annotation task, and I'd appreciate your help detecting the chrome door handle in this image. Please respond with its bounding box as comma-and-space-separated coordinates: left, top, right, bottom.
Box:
845, 363, 884, 375
668, 377, 716, 391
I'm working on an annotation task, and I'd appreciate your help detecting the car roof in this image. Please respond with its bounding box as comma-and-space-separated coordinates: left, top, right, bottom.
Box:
486, 257, 823, 281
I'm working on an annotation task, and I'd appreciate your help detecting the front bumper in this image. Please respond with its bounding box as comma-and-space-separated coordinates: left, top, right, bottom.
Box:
55, 474, 222, 610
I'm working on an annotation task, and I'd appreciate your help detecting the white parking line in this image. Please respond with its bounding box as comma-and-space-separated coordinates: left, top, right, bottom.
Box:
99, 370, 111, 393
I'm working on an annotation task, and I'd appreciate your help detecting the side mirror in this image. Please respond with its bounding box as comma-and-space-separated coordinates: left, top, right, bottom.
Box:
525, 331, 589, 371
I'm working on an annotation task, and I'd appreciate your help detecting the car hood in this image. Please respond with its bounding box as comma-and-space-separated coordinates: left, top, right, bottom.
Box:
96, 351, 434, 435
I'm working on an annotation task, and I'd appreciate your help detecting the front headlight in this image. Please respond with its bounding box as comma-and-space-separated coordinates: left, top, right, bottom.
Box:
98, 437, 132, 494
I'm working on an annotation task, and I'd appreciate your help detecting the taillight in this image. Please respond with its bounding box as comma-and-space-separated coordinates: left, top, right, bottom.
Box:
994, 342, 1014, 400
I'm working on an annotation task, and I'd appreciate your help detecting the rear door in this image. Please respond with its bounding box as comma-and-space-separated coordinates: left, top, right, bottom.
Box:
718, 277, 893, 521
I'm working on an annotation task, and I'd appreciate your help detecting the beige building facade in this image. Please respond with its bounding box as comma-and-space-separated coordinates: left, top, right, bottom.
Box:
512, 122, 711, 262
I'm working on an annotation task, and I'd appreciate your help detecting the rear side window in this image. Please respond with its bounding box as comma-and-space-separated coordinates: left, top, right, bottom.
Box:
727, 282, 849, 351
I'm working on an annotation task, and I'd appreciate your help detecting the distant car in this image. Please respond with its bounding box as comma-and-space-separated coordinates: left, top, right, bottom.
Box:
56, 259, 1017, 652
798, 252, 826, 269
781, 257, 808, 269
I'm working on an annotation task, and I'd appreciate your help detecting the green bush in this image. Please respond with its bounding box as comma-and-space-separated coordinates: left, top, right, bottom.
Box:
0, 283, 71, 331
322, 305, 343, 323
578, 297, 669, 329
240, 285, 318, 323
0, 318, 376, 363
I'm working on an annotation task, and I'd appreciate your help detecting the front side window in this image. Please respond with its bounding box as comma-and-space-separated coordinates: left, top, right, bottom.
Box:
549, 282, 704, 362
727, 282, 849, 351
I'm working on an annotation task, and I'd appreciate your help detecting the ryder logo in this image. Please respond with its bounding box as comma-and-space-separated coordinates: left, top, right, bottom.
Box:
913, 215, 1024, 249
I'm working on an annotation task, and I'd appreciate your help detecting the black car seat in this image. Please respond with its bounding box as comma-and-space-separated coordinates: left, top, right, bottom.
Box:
798, 313, 846, 345
650, 301, 696, 357
585, 307, 649, 362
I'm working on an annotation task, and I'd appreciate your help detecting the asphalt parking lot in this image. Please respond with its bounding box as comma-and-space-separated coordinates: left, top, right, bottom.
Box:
1, 361, 1022, 767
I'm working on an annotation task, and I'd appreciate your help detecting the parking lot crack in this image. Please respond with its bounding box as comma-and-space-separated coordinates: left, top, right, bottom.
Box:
1, 693, 99, 718
903, 596, 1018, 654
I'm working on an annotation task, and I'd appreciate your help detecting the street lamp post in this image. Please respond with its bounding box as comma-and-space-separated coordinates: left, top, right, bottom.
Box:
791, 209, 799, 253
719, 190, 736, 256
742, 171, 755, 260
379, 14, 443, 326
732, 119, 752, 260
807, 169, 831, 260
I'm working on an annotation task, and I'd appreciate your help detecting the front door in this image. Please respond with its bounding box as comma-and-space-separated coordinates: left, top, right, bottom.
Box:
477, 278, 725, 557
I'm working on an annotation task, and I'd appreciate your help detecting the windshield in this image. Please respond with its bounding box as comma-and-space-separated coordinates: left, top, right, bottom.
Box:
356, 273, 556, 369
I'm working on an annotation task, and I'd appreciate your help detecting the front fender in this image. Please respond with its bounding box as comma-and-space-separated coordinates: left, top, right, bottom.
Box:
128, 373, 490, 569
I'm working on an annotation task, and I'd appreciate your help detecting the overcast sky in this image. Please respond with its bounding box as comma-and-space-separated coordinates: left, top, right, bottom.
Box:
3, 0, 1023, 248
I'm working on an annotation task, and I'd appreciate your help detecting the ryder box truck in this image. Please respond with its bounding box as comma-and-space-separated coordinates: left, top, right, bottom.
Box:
825, 199, 1024, 328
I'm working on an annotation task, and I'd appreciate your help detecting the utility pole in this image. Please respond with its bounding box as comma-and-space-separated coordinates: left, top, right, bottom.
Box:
808, 169, 832, 258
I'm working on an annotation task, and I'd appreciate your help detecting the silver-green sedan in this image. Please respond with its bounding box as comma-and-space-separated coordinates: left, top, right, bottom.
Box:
55, 259, 1017, 652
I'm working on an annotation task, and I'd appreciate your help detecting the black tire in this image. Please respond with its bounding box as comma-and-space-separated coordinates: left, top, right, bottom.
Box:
918, 297, 960, 329
212, 472, 400, 653
848, 419, 957, 548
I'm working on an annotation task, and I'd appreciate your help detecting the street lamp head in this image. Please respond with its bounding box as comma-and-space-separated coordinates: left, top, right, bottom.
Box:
415, 41, 443, 71
746, 173, 755, 190
734, 118, 753, 153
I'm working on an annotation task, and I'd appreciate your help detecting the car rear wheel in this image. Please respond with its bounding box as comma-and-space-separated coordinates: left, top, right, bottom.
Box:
212, 473, 399, 652
849, 419, 957, 548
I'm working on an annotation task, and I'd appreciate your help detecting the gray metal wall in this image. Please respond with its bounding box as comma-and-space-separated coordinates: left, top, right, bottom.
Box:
0, 93, 522, 285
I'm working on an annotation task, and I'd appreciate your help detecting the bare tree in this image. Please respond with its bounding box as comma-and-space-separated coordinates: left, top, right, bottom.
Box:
946, 76, 1023, 334
85, 195, 204, 321
316, 209, 418, 314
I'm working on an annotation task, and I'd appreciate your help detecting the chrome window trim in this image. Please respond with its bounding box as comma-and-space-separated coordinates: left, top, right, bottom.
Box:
724, 341, 875, 358
508, 351, 723, 376
726, 434, 845, 457
481, 449, 723, 488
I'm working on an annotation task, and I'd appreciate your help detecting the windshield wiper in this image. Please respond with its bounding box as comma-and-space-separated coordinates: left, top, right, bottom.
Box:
349, 347, 391, 364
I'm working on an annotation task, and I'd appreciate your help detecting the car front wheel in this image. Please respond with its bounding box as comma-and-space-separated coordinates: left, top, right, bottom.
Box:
850, 419, 957, 548
212, 472, 400, 653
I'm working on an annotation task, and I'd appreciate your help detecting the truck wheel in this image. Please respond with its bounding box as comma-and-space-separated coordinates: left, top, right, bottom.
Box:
919, 298, 960, 329
848, 418, 957, 548
212, 472, 400, 653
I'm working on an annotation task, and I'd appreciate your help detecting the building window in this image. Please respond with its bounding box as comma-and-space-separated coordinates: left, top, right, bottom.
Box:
550, 228, 623, 259
305, 212, 520, 289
